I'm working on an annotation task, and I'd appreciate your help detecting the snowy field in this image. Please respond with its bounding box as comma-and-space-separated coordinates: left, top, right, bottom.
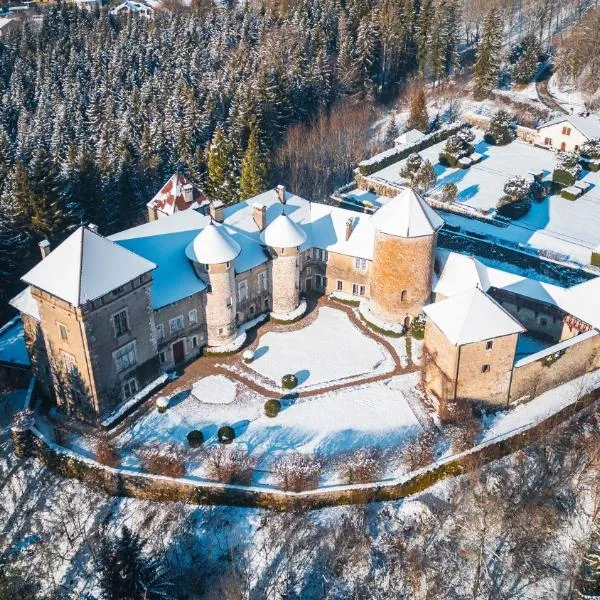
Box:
370, 133, 600, 264
70, 372, 423, 483
247, 307, 394, 389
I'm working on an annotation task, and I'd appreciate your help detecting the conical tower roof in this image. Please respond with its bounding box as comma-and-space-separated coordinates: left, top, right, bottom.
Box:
185, 221, 241, 264
260, 212, 307, 248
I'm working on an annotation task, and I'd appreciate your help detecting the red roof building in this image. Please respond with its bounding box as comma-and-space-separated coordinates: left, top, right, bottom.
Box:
146, 173, 208, 220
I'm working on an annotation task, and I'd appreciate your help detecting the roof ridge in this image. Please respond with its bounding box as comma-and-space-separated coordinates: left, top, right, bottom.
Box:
76, 226, 86, 305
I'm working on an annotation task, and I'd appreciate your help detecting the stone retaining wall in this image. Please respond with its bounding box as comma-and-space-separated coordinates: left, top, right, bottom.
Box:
12, 386, 599, 511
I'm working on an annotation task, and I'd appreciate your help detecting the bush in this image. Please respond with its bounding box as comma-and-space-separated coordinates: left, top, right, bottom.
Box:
264, 399, 281, 418
187, 430, 204, 448
581, 138, 600, 159
274, 452, 322, 492
137, 442, 185, 478
412, 159, 436, 193
410, 313, 426, 340
94, 434, 120, 468
484, 109, 514, 145
440, 182, 458, 202
496, 196, 531, 218
218, 425, 235, 444
281, 374, 298, 390
438, 151, 459, 167
202, 445, 256, 484
338, 448, 382, 484
552, 168, 576, 187
530, 179, 547, 200
400, 152, 422, 179
401, 431, 437, 471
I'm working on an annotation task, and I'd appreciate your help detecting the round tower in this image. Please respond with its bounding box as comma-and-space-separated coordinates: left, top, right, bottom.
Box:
186, 222, 241, 346
369, 189, 443, 327
260, 212, 307, 315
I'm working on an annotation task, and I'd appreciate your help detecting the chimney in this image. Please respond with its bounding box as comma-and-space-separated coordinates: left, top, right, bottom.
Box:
209, 200, 225, 223
275, 184, 286, 204
183, 183, 194, 204
39, 239, 51, 259
345, 218, 353, 241
253, 202, 267, 231
88, 223, 99, 234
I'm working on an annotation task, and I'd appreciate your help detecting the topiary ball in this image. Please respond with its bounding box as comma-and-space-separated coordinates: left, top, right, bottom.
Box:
218, 425, 235, 444
281, 374, 298, 390
187, 430, 204, 448
264, 399, 281, 418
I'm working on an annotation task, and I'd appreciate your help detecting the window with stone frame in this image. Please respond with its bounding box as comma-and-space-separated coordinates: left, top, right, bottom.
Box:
114, 341, 137, 373
258, 271, 267, 291
337, 280, 343, 291
113, 309, 129, 337
354, 257, 367, 272
238, 280, 248, 302
156, 323, 165, 340
58, 322, 68, 341
122, 377, 138, 399
189, 309, 198, 325
169, 315, 185, 334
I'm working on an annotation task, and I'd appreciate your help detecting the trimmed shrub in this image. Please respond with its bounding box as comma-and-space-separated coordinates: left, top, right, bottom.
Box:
137, 442, 185, 478
218, 425, 235, 444
561, 187, 581, 201
94, 434, 120, 468
187, 430, 204, 448
202, 445, 256, 484
282, 374, 298, 390
553, 168, 576, 187
438, 151, 459, 167
592, 251, 600, 267
496, 196, 531, 218
274, 452, 322, 492
580, 138, 600, 160
410, 313, 426, 340
339, 448, 382, 484
264, 399, 281, 418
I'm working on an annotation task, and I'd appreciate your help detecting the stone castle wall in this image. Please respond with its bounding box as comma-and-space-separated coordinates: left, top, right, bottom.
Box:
269, 247, 300, 315
235, 264, 271, 322
370, 232, 436, 324
204, 261, 237, 346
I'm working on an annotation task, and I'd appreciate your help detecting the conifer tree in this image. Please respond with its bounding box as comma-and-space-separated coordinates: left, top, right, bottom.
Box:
206, 126, 238, 205
473, 7, 503, 99
240, 120, 269, 199
407, 88, 429, 132
384, 114, 399, 147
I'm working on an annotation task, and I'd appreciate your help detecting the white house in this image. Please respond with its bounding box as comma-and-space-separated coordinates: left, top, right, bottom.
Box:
536, 114, 600, 152
394, 128, 426, 148
109, 0, 154, 18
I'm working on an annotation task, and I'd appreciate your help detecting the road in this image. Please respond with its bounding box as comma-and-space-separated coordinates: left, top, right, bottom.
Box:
535, 63, 569, 115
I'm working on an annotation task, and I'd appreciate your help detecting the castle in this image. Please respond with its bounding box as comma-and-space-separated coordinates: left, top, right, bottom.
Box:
9, 167, 600, 424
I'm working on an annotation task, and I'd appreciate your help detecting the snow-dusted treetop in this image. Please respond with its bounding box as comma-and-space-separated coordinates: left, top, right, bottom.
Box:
423, 287, 525, 346
185, 221, 241, 265
260, 212, 307, 249
22, 226, 156, 307
371, 188, 444, 238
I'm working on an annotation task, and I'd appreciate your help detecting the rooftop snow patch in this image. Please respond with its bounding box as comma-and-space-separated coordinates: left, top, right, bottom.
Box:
186, 221, 241, 265
559, 277, 600, 330
260, 212, 307, 248
423, 287, 525, 345
371, 188, 444, 238
434, 253, 491, 297
9, 286, 39, 320
22, 226, 156, 307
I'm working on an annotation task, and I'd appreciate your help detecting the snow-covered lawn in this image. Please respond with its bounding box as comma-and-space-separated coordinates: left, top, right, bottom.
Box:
246, 307, 394, 389
191, 374, 237, 404
370, 132, 600, 264
76, 371, 423, 484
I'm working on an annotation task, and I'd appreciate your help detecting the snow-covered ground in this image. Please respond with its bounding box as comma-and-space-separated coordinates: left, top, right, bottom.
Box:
369, 132, 600, 264
247, 307, 394, 389
548, 73, 588, 113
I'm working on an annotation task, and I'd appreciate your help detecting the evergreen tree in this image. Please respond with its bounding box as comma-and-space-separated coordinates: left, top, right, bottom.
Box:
407, 88, 429, 132
511, 34, 542, 84
473, 7, 503, 99
206, 126, 238, 205
383, 114, 399, 147
412, 159, 436, 193
240, 119, 269, 199
97, 526, 170, 600
0, 562, 39, 600
416, 0, 434, 73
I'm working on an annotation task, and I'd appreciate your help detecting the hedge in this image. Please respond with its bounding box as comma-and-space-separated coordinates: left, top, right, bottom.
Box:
591, 251, 600, 267
358, 122, 465, 175
561, 188, 581, 201
552, 168, 576, 187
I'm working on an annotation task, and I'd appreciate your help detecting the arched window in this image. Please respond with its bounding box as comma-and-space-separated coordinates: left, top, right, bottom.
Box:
401, 290, 408, 302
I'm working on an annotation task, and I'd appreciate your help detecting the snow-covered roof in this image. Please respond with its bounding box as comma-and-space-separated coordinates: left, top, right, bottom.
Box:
423, 287, 525, 346
22, 226, 156, 307
395, 129, 426, 146
186, 221, 241, 264
111, 211, 208, 310
260, 212, 307, 248
538, 114, 600, 140
559, 277, 600, 330
371, 188, 444, 238
146, 172, 207, 217
9, 287, 39, 320
434, 253, 490, 297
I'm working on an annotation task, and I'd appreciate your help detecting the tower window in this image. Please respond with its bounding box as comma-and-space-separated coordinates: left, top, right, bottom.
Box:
337, 280, 343, 291
189, 309, 198, 325
401, 290, 408, 302
485, 340, 493, 350
58, 323, 68, 341
113, 309, 129, 337
481, 364, 490, 373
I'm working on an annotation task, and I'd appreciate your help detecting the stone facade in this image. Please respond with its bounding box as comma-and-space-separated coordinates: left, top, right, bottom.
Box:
200, 260, 238, 346
269, 246, 300, 314
235, 264, 270, 323
305, 250, 372, 299
370, 231, 436, 325
423, 319, 519, 408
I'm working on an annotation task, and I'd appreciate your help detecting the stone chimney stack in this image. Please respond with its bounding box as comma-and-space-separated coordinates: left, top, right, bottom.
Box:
345, 218, 353, 241
276, 184, 286, 204
209, 200, 225, 223
88, 223, 99, 234
183, 183, 194, 204
39, 239, 51, 259
253, 202, 267, 231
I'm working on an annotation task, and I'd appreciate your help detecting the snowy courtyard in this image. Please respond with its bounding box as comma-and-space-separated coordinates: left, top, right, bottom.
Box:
245, 306, 394, 389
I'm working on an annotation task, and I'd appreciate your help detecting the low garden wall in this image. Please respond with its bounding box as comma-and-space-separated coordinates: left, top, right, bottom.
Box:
11, 382, 600, 511
463, 112, 537, 143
